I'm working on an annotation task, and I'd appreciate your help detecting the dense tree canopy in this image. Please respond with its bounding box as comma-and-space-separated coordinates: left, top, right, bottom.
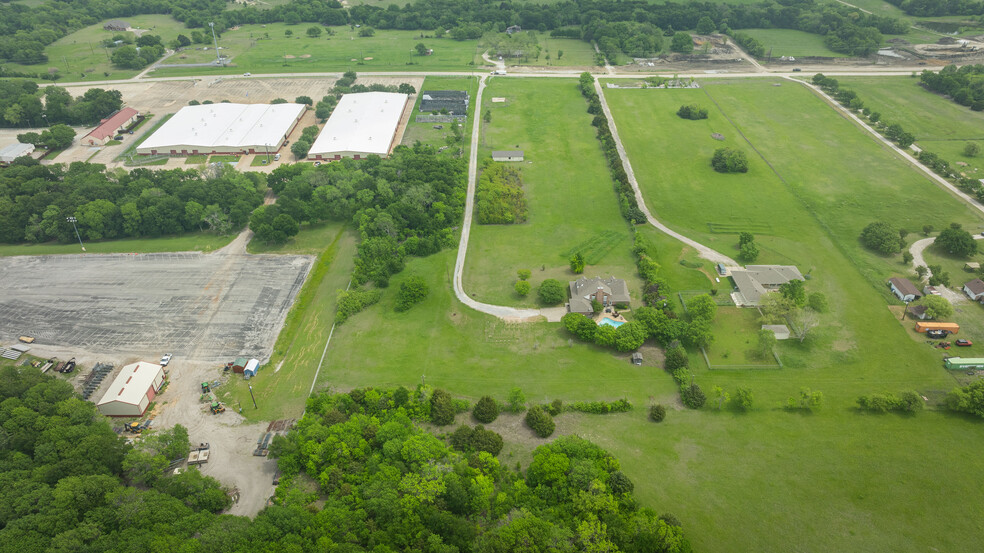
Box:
859, 221, 905, 255
0, 82, 123, 128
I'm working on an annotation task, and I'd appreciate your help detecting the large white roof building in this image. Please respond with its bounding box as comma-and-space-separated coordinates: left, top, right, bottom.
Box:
137, 103, 305, 156
96, 361, 166, 417
308, 92, 409, 161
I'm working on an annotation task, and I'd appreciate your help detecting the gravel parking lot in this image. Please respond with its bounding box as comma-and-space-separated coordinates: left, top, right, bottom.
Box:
0, 235, 311, 363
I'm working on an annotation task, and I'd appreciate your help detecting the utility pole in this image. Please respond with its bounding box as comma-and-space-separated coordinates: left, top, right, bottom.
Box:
209, 22, 221, 65
901, 301, 909, 321
248, 383, 258, 409
66, 216, 85, 251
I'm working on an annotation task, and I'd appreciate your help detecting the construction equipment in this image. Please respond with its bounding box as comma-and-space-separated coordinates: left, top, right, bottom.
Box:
125, 422, 142, 434
60, 358, 76, 374
210, 401, 225, 414
201, 382, 211, 394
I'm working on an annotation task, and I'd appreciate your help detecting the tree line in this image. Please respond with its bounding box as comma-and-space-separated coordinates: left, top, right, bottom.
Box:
884, 0, 984, 16
0, 160, 264, 243
0, 81, 123, 128
920, 65, 984, 112
261, 143, 466, 287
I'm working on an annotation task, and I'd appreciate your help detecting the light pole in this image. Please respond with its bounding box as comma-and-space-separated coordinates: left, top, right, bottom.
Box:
248, 384, 258, 409
66, 216, 85, 251
209, 22, 221, 65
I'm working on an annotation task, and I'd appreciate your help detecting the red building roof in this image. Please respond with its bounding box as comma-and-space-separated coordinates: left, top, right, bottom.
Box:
86, 107, 139, 140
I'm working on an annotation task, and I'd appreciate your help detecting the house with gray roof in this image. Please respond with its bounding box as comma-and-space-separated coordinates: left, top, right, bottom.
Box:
492, 150, 524, 162
963, 278, 984, 301
889, 277, 922, 303
731, 265, 804, 306
567, 276, 630, 314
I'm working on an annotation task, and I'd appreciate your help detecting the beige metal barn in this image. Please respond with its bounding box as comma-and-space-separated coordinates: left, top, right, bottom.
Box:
96, 361, 166, 417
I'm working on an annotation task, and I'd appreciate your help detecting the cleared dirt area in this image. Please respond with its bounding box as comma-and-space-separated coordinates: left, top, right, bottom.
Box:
0, 232, 311, 362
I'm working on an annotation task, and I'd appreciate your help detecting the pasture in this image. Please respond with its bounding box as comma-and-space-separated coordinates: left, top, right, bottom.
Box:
739, 28, 849, 58
155, 24, 483, 76
603, 79, 984, 551
465, 78, 640, 307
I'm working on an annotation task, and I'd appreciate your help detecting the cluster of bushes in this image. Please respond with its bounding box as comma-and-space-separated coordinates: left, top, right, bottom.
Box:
0, 81, 124, 128
729, 31, 766, 57
944, 379, 984, 418
711, 147, 749, 173
449, 424, 504, 455
676, 104, 709, 120
920, 65, 984, 111
785, 388, 825, 412
586, 20, 665, 62
525, 405, 556, 437
289, 124, 321, 159
514, 268, 532, 296
475, 161, 528, 224
565, 398, 632, 414
578, 72, 647, 224
886, 0, 984, 17
395, 274, 429, 312
335, 287, 381, 324
0, 162, 263, 244
664, 345, 706, 409
738, 231, 759, 262
859, 221, 907, 255
857, 391, 923, 413
710, 385, 754, 411
249, 204, 300, 245
633, 233, 671, 308
562, 312, 649, 352
110, 34, 165, 69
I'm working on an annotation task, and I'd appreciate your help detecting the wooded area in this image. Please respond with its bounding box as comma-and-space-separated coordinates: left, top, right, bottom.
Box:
0, 81, 123, 128
475, 162, 527, 225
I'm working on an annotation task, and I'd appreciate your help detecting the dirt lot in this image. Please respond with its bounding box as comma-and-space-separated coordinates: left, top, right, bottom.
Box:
0, 231, 311, 362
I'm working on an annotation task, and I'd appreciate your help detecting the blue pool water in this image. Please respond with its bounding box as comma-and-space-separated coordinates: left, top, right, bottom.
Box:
598, 317, 624, 328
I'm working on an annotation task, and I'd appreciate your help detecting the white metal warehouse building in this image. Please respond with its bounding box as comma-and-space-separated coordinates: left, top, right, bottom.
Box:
137, 103, 305, 156
96, 361, 166, 417
308, 92, 409, 161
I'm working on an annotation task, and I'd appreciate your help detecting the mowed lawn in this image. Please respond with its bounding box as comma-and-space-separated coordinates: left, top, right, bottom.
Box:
221, 223, 357, 421
838, 76, 984, 177
155, 24, 481, 76
465, 78, 640, 307
740, 28, 849, 58
605, 80, 984, 551
0, 231, 235, 257
401, 76, 479, 148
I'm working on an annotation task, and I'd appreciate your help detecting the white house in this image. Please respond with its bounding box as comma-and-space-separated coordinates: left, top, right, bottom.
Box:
963, 278, 984, 301
888, 277, 922, 303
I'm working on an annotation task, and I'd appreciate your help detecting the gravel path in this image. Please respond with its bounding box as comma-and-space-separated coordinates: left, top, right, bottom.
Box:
592, 77, 740, 267
908, 235, 984, 304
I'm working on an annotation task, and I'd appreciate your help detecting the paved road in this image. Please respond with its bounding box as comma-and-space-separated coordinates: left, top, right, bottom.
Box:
451, 76, 542, 322
593, 77, 740, 267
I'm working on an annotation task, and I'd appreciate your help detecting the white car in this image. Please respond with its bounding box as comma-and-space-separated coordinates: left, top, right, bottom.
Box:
160, 353, 173, 366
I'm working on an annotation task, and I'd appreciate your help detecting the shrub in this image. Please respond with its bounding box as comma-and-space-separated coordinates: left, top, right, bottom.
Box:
567, 399, 632, 414
507, 387, 526, 412
680, 383, 706, 409
562, 312, 597, 342
449, 425, 474, 450
665, 346, 689, 371
570, 252, 585, 273
430, 389, 456, 426
548, 399, 564, 416
786, 388, 824, 412
649, 404, 666, 422
336, 288, 381, 324
732, 387, 754, 411
671, 368, 690, 386
473, 396, 499, 423
711, 147, 748, 173
538, 279, 565, 304
514, 280, 531, 296
676, 104, 709, 120
469, 425, 504, 455
517, 269, 531, 280
614, 321, 648, 352
395, 275, 429, 312
858, 391, 923, 413
525, 405, 555, 438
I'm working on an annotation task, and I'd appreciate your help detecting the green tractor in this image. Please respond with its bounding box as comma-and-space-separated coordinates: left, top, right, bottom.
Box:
201, 382, 211, 394
210, 402, 225, 415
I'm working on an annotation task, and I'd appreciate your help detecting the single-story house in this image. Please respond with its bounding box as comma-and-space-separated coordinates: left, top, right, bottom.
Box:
104, 20, 129, 31
492, 150, 524, 162
0, 142, 35, 165
83, 107, 140, 145
96, 361, 166, 417
908, 304, 931, 320
889, 277, 922, 303
761, 324, 791, 340
567, 276, 630, 314
419, 90, 469, 115
963, 278, 984, 301
730, 265, 804, 306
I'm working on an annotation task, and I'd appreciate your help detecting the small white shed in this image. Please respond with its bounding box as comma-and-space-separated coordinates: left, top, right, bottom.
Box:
492, 150, 524, 162
243, 358, 260, 378
761, 324, 791, 340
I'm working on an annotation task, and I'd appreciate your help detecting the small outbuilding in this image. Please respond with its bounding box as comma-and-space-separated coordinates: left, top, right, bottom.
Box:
231, 357, 249, 373
96, 361, 166, 417
888, 277, 922, 303
243, 358, 260, 378
923, 285, 941, 296
965, 262, 981, 272
963, 278, 984, 301
0, 142, 35, 165
492, 150, 524, 162
631, 352, 643, 365
761, 325, 790, 340
104, 20, 130, 31
908, 304, 931, 320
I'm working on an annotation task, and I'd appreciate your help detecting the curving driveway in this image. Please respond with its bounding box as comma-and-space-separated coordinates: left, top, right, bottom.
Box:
908, 235, 984, 304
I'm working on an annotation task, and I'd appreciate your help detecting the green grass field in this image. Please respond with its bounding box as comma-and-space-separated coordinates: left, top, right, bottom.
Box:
0, 232, 235, 257
221, 224, 357, 420
464, 78, 641, 307
704, 307, 780, 367
154, 25, 483, 76
603, 78, 984, 551
401, 76, 479, 148
837, 76, 984, 177
739, 28, 849, 58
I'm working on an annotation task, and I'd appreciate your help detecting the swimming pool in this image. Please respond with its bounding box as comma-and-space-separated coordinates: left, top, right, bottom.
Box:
598, 317, 624, 328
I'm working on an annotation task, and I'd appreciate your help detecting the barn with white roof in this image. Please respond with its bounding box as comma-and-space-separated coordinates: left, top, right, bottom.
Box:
137, 103, 305, 156
308, 92, 409, 161
96, 361, 167, 417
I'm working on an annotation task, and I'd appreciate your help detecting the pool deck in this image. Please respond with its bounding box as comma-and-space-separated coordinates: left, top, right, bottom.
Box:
595, 311, 628, 326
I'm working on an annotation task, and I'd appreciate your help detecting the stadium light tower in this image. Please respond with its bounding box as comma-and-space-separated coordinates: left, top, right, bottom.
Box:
209, 22, 222, 65
66, 216, 85, 252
